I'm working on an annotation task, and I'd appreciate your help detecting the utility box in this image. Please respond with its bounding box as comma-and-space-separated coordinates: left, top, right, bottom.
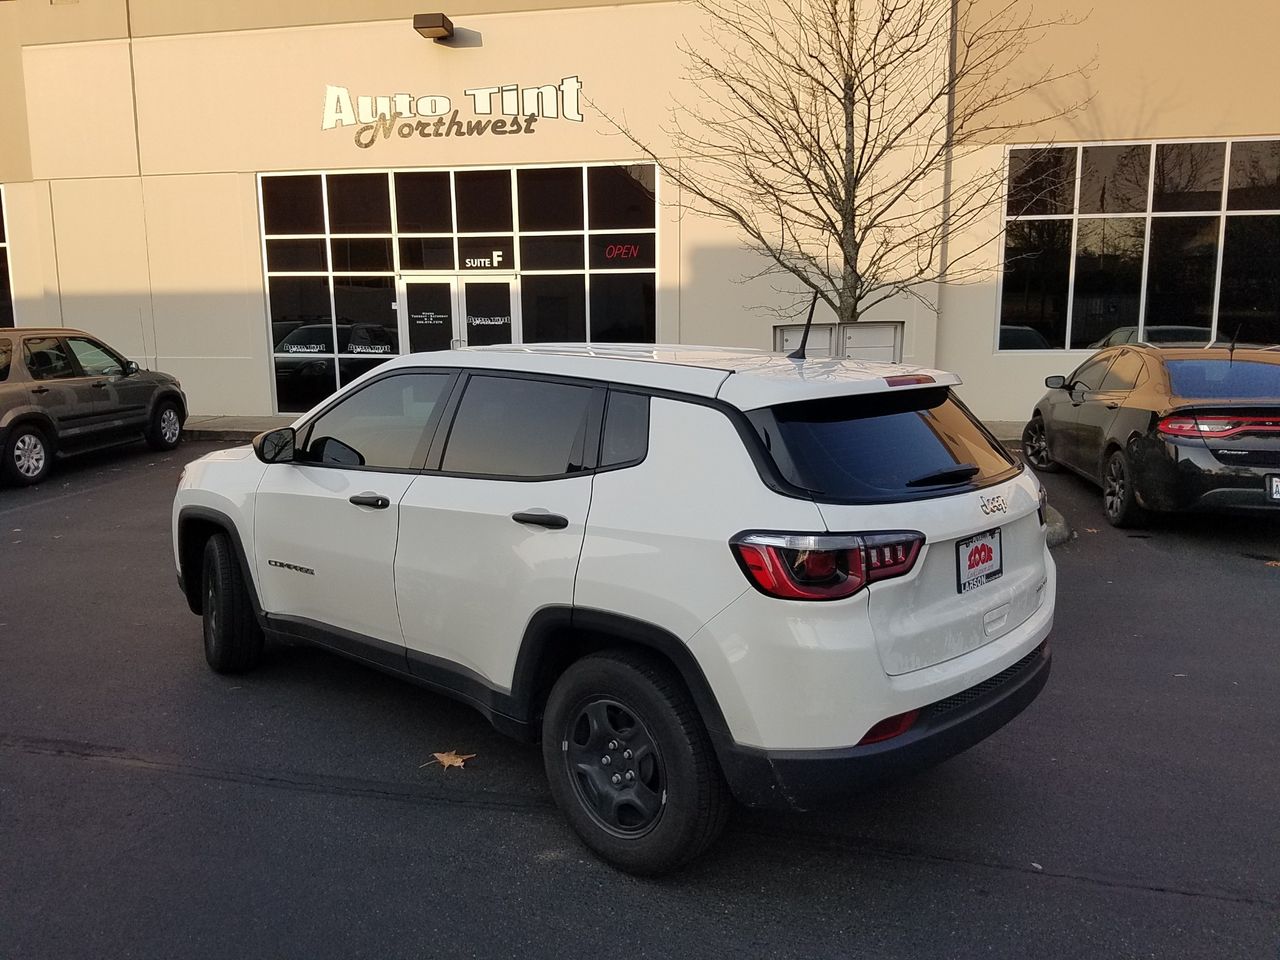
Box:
773, 320, 904, 362
842, 321, 903, 362
773, 323, 836, 357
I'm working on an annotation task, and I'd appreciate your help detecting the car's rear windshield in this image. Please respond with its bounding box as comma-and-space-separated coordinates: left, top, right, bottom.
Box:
747, 387, 1019, 503
1166, 360, 1280, 399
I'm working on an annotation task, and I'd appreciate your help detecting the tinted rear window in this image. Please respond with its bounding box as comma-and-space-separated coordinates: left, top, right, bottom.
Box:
748, 388, 1019, 503
1166, 360, 1280, 398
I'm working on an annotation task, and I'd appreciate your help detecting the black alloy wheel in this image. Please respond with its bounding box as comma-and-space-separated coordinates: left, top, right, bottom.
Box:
564, 698, 666, 838
1021, 416, 1060, 472
1102, 449, 1147, 528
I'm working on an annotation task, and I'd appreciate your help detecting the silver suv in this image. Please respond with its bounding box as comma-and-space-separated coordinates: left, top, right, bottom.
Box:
0, 328, 187, 485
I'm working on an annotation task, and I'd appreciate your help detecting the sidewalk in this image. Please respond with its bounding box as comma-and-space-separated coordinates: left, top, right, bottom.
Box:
183, 415, 294, 442
181, 413, 1071, 546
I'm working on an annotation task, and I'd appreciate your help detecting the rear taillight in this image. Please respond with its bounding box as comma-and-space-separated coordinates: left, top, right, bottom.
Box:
1158, 415, 1280, 440
730, 531, 924, 601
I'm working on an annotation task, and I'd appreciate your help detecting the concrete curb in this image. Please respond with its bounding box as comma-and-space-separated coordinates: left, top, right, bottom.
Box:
183, 427, 261, 443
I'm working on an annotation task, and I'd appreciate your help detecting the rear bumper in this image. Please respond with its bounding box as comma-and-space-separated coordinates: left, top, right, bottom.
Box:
1134, 437, 1279, 512
719, 641, 1051, 811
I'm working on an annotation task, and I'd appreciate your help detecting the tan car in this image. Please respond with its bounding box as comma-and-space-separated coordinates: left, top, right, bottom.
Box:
0, 328, 187, 486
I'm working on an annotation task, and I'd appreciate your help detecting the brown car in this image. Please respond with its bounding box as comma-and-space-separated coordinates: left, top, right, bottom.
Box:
0, 328, 187, 486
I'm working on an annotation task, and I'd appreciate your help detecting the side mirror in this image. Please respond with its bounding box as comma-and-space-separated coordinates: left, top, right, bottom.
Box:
125, 361, 140, 376
253, 427, 296, 464
1044, 375, 1067, 389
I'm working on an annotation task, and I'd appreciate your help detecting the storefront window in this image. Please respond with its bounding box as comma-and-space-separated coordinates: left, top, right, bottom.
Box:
1000, 139, 1280, 350
262, 163, 659, 413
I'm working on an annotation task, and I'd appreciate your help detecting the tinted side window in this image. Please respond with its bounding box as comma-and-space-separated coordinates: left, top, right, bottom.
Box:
442, 376, 594, 478
600, 391, 649, 467
1099, 351, 1144, 392
300, 373, 451, 469
0, 339, 10, 382
67, 338, 124, 377
23, 338, 77, 380
1071, 355, 1114, 391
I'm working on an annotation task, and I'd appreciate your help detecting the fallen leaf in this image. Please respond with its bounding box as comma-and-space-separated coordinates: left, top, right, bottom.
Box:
1031, 862, 1043, 871
420, 750, 477, 770
1084, 528, 1098, 534
1265, 560, 1280, 568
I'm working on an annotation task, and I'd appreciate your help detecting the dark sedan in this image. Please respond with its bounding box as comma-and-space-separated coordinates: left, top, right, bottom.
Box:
1022, 345, 1280, 526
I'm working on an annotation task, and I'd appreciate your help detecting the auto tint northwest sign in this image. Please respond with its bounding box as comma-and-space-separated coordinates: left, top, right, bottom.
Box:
322, 76, 584, 149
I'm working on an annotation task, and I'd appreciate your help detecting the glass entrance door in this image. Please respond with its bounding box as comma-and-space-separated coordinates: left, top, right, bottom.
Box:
402, 278, 458, 353
461, 278, 518, 346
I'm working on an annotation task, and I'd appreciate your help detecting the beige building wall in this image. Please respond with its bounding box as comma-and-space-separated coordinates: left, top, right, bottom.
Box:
4, 0, 1278, 418
941, 0, 1280, 419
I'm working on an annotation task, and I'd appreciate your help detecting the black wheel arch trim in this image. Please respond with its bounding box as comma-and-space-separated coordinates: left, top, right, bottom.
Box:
150, 388, 188, 423
1, 410, 59, 453
176, 506, 264, 620
510, 606, 737, 759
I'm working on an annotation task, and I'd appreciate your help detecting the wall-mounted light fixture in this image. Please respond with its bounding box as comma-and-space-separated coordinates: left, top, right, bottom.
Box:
413, 13, 455, 41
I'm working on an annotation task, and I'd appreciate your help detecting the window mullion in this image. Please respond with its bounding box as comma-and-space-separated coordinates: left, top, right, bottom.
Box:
1063, 146, 1083, 349
1136, 145, 1157, 340
1209, 141, 1231, 343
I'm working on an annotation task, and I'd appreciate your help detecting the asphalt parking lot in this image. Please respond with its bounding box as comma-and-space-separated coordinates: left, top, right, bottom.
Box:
1, 440, 1277, 959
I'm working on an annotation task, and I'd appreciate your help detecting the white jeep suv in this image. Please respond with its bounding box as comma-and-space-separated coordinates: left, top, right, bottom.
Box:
173, 345, 1054, 874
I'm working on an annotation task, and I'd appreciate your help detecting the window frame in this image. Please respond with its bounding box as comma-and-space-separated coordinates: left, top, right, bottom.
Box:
996, 136, 1280, 354
259, 162, 661, 414
292, 367, 461, 474
0, 184, 13, 328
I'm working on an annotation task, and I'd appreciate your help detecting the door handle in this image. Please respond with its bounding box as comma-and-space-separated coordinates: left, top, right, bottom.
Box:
512, 511, 569, 529
1105, 401, 1120, 409
349, 493, 391, 509
31, 386, 49, 395
91, 381, 108, 389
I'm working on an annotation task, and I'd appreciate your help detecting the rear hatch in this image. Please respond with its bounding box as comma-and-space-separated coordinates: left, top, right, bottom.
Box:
747, 386, 1049, 675
1162, 358, 1280, 469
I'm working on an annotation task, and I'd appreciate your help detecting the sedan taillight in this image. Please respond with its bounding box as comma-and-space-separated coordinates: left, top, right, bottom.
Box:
1158, 415, 1280, 440
730, 531, 924, 601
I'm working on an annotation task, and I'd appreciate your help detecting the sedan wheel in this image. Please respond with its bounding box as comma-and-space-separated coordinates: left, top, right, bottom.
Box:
1021, 417, 1060, 472
1102, 450, 1147, 528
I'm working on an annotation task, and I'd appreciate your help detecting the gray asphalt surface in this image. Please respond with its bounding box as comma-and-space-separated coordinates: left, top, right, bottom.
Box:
1, 441, 1277, 959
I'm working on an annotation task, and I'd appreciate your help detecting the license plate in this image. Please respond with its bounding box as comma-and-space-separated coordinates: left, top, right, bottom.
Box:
1269, 475, 1280, 502
957, 528, 1003, 594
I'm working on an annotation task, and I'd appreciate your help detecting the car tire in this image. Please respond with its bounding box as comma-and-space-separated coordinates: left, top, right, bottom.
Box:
542, 650, 729, 876
2, 423, 53, 486
1021, 416, 1061, 472
201, 532, 264, 673
146, 399, 183, 451
1102, 449, 1147, 528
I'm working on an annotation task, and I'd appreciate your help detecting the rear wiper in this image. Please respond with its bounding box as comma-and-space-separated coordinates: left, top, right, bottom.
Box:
905, 463, 980, 487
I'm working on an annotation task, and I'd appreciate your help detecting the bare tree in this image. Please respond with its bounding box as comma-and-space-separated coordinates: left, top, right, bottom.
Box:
599, 0, 1088, 324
